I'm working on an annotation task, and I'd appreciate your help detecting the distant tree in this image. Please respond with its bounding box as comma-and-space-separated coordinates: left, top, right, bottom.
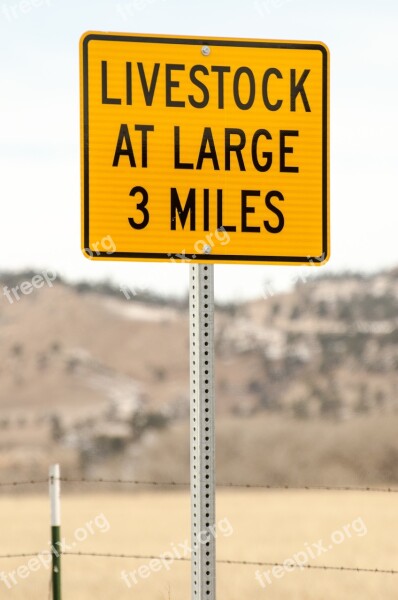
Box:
375, 390, 385, 407
271, 303, 281, 316
65, 357, 79, 374
292, 399, 310, 420
317, 301, 328, 317
152, 367, 166, 382
50, 414, 63, 442
290, 305, 302, 320
37, 353, 48, 371
11, 343, 23, 357
314, 381, 343, 419
131, 410, 169, 438
51, 341, 61, 353
247, 379, 262, 394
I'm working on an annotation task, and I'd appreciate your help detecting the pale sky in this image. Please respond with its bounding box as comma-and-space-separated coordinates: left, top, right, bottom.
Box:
1, 0, 397, 301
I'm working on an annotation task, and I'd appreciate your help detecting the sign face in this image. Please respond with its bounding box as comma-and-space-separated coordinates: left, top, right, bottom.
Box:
80, 33, 329, 265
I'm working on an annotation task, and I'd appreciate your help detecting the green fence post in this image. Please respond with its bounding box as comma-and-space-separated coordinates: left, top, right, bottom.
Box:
49, 464, 61, 600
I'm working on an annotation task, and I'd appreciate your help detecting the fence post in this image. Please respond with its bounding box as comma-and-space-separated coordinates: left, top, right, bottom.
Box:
49, 464, 61, 600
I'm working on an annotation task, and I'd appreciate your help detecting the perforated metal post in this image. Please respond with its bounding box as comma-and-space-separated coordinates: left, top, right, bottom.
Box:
190, 264, 216, 600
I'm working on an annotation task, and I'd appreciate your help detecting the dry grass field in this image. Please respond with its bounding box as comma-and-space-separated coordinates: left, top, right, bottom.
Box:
0, 491, 397, 599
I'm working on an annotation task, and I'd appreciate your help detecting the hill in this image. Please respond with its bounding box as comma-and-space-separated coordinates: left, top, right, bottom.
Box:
0, 267, 397, 485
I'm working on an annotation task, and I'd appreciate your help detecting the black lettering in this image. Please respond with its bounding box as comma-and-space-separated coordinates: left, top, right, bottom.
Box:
170, 188, 196, 230
188, 65, 210, 109
101, 61, 121, 105
211, 66, 231, 109
134, 124, 154, 168
128, 186, 150, 230
225, 128, 246, 171
137, 62, 160, 106
203, 188, 210, 231
264, 191, 284, 233
112, 124, 135, 167
217, 189, 236, 232
174, 126, 194, 169
241, 190, 261, 233
165, 64, 185, 108
262, 68, 283, 111
233, 67, 256, 110
280, 130, 299, 173
126, 62, 132, 105
290, 69, 311, 112
251, 129, 272, 172
197, 128, 220, 170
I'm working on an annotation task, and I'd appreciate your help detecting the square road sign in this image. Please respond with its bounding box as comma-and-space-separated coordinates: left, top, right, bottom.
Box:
80, 32, 329, 265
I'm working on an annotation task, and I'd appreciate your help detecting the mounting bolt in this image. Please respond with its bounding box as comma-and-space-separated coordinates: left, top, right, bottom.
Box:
201, 45, 211, 56
203, 245, 212, 254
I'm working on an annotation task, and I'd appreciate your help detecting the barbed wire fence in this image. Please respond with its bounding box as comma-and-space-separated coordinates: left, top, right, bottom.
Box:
0, 550, 397, 576
1, 476, 398, 493
0, 473, 397, 595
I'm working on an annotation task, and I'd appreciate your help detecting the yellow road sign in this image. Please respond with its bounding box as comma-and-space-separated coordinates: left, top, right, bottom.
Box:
80, 32, 329, 265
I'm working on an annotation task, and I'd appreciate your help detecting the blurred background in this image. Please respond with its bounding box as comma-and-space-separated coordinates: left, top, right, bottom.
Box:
1, 267, 398, 486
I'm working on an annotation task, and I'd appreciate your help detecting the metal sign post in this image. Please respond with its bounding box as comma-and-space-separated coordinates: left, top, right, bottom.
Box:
190, 264, 216, 599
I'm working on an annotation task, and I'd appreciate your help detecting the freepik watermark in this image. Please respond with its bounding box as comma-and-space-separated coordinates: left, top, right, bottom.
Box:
255, 516, 368, 589
0, 513, 110, 590
120, 283, 149, 300
83, 234, 117, 258
254, 0, 293, 18
116, 0, 166, 21
167, 227, 231, 263
2, 270, 57, 305
1, 0, 54, 22
121, 517, 233, 588
262, 253, 327, 299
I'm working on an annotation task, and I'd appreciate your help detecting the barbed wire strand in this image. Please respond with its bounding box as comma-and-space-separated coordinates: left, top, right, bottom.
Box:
0, 477, 398, 493
63, 552, 398, 574
59, 478, 398, 494
65, 552, 398, 575
0, 480, 48, 487
0, 553, 51, 558
1, 551, 395, 575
